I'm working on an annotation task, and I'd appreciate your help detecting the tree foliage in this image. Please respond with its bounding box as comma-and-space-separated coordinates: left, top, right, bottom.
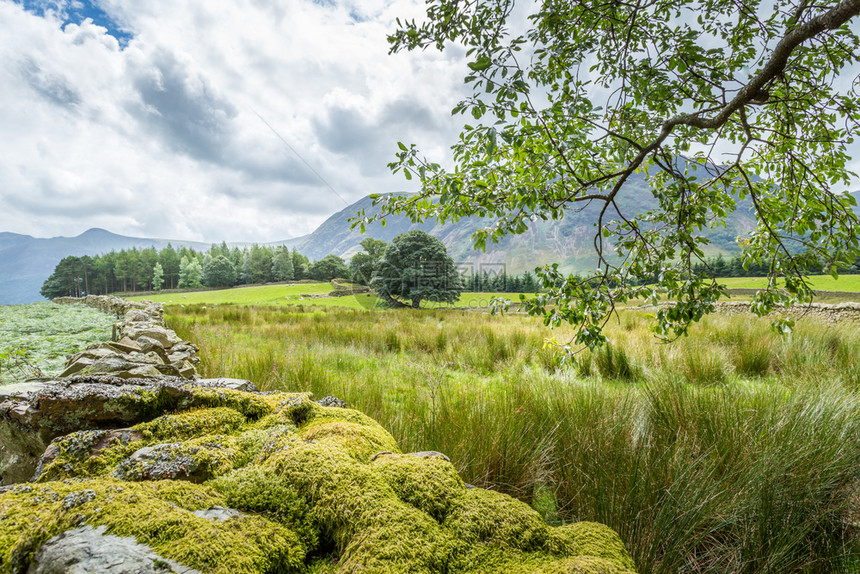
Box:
271, 246, 295, 281
178, 256, 203, 289
309, 255, 351, 282
371, 230, 463, 308
203, 255, 237, 288
349, 238, 389, 285
370, 0, 860, 348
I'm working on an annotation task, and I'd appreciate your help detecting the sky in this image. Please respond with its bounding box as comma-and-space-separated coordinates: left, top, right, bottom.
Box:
0, 0, 470, 243
2, 1, 858, 245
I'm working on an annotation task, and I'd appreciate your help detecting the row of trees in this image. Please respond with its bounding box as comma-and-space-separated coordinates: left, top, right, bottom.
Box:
694, 254, 860, 279
41, 231, 542, 303
39, 243, 348, 299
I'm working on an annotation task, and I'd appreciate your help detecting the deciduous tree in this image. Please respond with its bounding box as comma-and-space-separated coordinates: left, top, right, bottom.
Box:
371, 230, 463, 308
370, 0, 860, 348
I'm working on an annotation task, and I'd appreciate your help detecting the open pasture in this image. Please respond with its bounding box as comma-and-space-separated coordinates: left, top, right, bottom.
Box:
165, 303, 860, 574
129, 283, 532, 310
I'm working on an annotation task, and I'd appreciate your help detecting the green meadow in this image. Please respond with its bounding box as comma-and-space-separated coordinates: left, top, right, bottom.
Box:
129, 283, 531, 309
719, 274, 860, 292
164, 299, 860, 574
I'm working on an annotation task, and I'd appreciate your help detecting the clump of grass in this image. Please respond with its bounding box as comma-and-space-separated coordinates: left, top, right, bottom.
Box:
593, 343, 641, 382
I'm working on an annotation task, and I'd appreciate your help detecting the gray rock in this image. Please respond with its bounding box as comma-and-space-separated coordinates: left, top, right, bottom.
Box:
58, 358, 94, 379
111, 337, 143, 354
1, 376, 249, 486
193, 378, 258, 392
315, 396, 348, 408
192, 506, 243, 522
123, 327, 181, 350
27, 525, 201, 574
113, 442, 229, 483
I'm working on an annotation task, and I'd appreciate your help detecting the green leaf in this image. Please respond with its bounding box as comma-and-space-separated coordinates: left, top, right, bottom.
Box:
467, 56, 492, 72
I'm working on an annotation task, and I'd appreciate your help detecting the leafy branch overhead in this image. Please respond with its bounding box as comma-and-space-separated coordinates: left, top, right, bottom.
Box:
360, 0, 860, 348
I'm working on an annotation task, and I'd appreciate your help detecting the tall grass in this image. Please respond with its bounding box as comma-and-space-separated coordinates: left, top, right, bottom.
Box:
167, 304, 860, 573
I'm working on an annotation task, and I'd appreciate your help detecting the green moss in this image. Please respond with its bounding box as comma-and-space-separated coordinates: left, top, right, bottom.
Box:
0, 479, 306, 574
4, 389, 639, 574
209, 467, 318, 550
113, 440, 237, 483
190, 388, 273, 420
266, 442, 453, 573
444, 488, 551, 552
371, 453, 465, 521
34, 430, 143, 482
136, 407, 246, 441
299, 420, 399, 462
547, 522, 637, 572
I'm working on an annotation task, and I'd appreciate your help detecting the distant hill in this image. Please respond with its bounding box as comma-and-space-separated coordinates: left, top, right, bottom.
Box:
290, 171, 760, 274
0, 229, 210, 305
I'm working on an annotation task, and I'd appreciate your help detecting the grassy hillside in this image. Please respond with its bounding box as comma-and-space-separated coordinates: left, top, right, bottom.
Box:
165, 304, 860, 574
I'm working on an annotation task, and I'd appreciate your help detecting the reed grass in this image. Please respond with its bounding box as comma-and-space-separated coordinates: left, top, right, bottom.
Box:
167, 304, 860, 573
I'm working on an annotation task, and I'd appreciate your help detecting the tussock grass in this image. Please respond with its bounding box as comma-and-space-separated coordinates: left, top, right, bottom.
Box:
167, 304, 860, 573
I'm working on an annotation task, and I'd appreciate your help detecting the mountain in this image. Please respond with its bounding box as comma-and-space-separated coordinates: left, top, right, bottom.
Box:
291, 172, 760, 275
0, 229, 210, 305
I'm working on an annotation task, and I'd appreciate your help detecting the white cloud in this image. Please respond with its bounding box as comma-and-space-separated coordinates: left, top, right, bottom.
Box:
0, 0, 469, 242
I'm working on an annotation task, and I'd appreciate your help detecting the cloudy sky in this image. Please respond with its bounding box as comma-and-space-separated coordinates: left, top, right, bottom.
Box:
0, 0, 470, 242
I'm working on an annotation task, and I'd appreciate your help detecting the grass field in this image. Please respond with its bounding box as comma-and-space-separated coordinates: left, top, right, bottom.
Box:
720, 274, 860, 292
129, 283, 531, 309
165, 302, 860, 574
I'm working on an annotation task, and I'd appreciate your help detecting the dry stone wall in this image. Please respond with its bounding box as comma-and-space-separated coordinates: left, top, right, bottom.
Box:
53, 296, 199, 380
713, 301, 860, 323
635, 300, 860, 324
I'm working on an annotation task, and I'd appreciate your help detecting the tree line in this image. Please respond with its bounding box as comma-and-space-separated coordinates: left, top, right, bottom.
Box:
39, 243, 345, 299
693, 253, 860, 279
40, 236, 542, 300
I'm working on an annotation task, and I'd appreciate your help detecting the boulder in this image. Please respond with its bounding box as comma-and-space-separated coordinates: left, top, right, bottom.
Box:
28, 525, 203, 574
0, 376, 257, 486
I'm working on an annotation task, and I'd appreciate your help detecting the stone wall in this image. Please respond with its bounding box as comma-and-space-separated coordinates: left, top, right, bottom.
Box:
715, 301, 860, 323
53, 295, 200, 380
638, 300, 860, 324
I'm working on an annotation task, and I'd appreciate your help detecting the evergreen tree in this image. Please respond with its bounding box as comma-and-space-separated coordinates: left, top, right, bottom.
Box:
271, 246, 295, 281
178, 256, 203, 289
152, 262, 164, 291
291, 249, 310, 280
159, 245, 181, 289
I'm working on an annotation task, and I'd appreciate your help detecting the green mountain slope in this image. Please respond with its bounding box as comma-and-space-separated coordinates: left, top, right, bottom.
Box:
292, 172, 761, 274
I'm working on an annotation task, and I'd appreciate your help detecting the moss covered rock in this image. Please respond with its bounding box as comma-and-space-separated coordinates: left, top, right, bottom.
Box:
0, 384, 637, 574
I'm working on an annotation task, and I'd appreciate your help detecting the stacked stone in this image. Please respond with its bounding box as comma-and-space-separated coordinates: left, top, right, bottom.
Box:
638, 301, 860, 324
53, 296, 199, 380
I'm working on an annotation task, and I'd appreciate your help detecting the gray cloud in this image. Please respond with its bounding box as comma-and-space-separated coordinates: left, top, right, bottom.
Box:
129, 49, 237, 163
313, 97, 440, 177
20, 58, 81, 107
